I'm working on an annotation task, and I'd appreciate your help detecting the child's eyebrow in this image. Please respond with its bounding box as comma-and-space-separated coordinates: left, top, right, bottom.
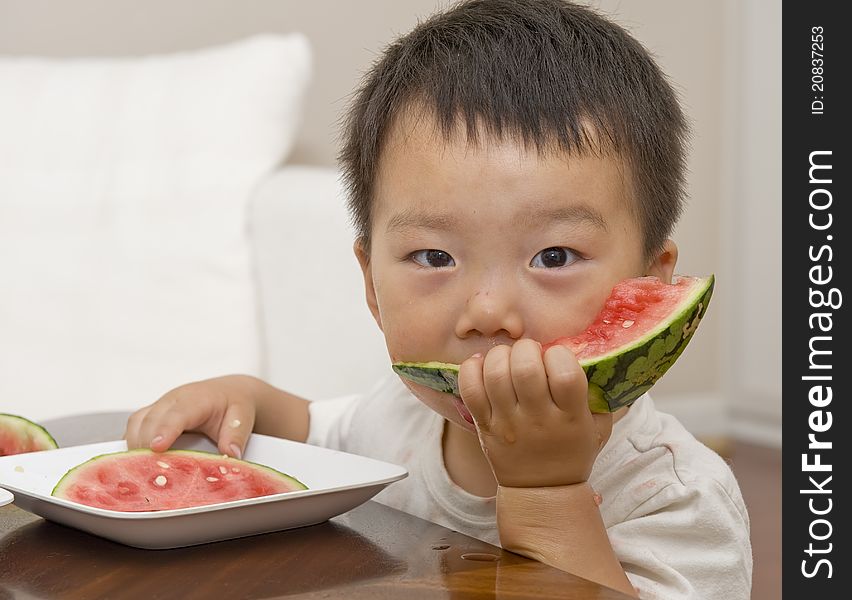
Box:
385, 204, 608, 233
385, 209, 456, 234
520, 205, 609, 232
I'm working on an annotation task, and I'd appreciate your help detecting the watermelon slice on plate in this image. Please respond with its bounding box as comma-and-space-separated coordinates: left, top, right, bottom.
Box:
0, 433, 407, 549
52, 449, 307, 512
393, 274, 714, 413
0, 414, 58, 456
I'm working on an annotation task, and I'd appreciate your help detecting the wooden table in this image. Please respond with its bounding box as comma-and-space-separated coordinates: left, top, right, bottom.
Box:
0, 413, 632, 599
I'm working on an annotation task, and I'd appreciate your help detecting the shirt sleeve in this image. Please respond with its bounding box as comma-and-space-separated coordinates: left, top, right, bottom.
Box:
608, 477, 753, 600
305, 393, 361, 452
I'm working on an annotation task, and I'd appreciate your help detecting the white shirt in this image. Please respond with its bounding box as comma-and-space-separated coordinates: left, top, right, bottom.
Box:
307, 375, 753, 599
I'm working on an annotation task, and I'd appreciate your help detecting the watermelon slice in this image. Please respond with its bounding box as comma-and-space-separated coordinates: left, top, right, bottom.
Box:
52, 449, 307, 512
0, 413, 59, 456
393, 274, 714, 413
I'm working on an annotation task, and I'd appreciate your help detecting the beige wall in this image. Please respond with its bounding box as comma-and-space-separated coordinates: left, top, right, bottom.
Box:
0, 0, 449, 166
724, 0, 782, 445
0, 0, 781, 444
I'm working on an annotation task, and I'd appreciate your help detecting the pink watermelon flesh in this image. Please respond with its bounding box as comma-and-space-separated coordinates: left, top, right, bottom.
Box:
0, 413, 58, 456
546, 275, 699, 360
52, 449, 307, 512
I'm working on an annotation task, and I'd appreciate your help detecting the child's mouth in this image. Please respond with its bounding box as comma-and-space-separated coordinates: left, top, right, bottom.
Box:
452, 396, 475, 425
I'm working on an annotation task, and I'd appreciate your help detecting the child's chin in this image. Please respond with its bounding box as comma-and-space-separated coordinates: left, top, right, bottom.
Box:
438, 401, 479, 434
400, 380, 478, 433
448, 414, 478, 434
450, 395, 478, 432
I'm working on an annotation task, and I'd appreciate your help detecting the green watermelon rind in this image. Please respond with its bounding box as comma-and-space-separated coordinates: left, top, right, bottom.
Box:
51, 448, 308, 500
392, 275, 714, 414
579, 275, 714, 367
583, 275, 714, 411
392, 362, 461, 396
0, 413, 59, 455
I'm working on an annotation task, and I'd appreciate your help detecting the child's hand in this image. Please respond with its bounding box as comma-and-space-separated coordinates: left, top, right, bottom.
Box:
124, 375, 259, 459
458, 339, 612, 488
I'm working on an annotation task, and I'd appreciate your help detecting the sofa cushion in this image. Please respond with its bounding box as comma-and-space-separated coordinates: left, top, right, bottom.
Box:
0, 35, 311, 420
250, 166, 390, 401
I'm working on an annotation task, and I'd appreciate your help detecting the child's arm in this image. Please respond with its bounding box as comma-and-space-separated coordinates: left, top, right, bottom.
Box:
458, 341, 638, 598
124, 375, 310, 458
496, 484, 635, 597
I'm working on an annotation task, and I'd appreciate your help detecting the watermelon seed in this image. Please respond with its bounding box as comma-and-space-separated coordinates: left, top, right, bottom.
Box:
622, 320, 634, 328
218, 466, 228, 475
156, 461, 170, 469
206, 476, 219, 483
154, 475, 168, 487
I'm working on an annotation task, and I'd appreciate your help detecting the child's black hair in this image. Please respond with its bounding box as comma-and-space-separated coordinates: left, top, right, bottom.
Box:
339, 0, 689, 260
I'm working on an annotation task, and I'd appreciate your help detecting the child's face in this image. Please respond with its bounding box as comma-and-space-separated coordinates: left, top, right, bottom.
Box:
355, 113, 677, 431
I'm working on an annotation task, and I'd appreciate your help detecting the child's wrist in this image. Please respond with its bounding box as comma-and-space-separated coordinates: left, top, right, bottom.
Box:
496, 482, 600, 541
497, 481, 597, 506
496, 482, 602, 562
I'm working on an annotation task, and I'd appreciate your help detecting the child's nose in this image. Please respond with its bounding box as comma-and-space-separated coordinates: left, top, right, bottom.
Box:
454, 280, 523, 341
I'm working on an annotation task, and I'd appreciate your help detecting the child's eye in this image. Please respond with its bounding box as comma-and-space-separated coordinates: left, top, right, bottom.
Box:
530, 247, 579, 269
410, 249, 456, 268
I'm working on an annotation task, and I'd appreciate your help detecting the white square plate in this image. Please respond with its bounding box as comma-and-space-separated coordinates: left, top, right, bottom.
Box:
0, 433, 407, 549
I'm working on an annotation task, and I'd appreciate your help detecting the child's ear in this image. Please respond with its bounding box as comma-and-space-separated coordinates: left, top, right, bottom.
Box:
353, 238, 383, 331
644, 239, 678, 283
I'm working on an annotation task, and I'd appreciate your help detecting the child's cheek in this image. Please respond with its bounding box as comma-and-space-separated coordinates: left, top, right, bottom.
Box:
377, 307, 421, 361
375, 286, 446, 362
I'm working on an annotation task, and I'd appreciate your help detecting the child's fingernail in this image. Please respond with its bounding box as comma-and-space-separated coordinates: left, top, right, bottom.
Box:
229, 444, 242, 459
472, 353, 482, 359
150, 435, 163, 447
593, 492, 603, 506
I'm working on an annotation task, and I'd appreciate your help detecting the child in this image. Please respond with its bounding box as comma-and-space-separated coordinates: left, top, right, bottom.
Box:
125, 1, 752, 597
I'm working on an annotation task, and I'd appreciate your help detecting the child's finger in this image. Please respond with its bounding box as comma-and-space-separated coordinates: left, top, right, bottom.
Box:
482, 345, 518, 417
136, 392, 213, 452
542, 344, 588, 414
458, 353, 492, 426
140, 410, 184, 453
123, 407, 150, 449
216, 405, 255, 459
509, 339, 551, 412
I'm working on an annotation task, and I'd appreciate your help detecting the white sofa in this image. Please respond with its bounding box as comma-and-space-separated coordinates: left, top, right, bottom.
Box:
249, 166, 389, 401
0, 36, 389, 423
3, 163, 391, 422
